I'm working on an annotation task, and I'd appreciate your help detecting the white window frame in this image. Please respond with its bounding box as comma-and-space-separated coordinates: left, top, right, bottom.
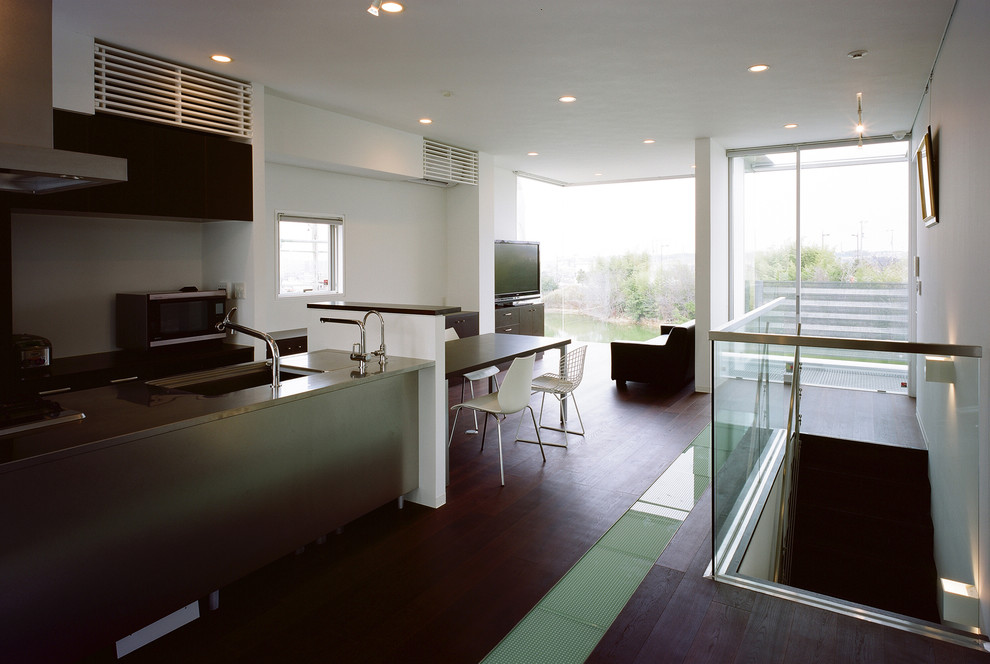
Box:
276, 211, 344, 298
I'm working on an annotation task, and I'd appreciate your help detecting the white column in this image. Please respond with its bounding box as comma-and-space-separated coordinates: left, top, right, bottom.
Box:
694, 138, 729, 393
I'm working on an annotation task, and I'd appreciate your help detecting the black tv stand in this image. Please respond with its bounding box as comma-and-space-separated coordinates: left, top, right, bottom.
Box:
494, 302, 544, 336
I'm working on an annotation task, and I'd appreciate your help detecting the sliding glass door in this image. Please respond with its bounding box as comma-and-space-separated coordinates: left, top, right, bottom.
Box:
730, 140, 910, 392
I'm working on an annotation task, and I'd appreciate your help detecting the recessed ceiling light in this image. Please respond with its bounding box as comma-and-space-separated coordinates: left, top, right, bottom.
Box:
558, 95, 577, 103
419, 118, 432, 125
643, 139, 656, 144
847, 50, 868, 60
382, 1, 403, 12
211, 54, 232, 63
748, 64, 770, 73
784, 123, 798, 129
594, 172, 603, 177
527, 152, 539, 156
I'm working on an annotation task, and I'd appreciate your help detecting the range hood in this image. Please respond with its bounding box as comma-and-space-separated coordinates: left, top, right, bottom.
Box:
0, 0, 126, 195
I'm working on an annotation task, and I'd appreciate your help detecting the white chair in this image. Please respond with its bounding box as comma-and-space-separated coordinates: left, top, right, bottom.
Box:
449, 354, 545, 486
530, 345, 587, 447
445, 327, 501, 439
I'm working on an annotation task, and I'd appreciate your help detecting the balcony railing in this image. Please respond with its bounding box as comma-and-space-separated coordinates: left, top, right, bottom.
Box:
709, 299, 984, 648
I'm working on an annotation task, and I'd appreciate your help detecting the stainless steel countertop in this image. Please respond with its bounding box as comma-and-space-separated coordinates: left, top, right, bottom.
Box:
0, 350, 434, 472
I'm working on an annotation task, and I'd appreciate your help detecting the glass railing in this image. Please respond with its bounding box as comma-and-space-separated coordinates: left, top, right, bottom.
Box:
710, 302, 983, 647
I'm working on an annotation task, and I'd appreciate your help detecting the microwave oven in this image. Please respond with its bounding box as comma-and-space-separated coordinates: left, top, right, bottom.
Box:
116, 289, 228, 350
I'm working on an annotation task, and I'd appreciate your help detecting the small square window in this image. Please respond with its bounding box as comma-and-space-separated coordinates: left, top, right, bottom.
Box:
277, 212, 343, 297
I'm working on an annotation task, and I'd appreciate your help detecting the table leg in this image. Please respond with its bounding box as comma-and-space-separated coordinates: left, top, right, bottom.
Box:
559, 343, 569, 425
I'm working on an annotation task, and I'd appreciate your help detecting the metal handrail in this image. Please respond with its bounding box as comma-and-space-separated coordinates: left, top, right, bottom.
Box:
712, 296, 981, 357
710, 330, 981, 358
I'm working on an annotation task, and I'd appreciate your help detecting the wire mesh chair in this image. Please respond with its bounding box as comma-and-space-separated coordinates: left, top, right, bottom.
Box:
445, 327, 500, 441
529, 345, 587, 447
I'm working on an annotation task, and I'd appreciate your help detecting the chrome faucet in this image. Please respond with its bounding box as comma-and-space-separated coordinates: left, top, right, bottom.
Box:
319, 311, 387, 374
217, 308, 282, 389
320, 316, 368, 373
363, 310, 388, 368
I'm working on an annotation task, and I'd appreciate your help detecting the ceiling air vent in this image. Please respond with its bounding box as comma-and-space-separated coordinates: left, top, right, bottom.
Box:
95, 42, 253, 139
419, 138, 478, 186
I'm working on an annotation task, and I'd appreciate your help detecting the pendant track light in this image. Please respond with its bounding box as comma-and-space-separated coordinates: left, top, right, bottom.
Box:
367, 0, 381, 15
856, 92, 865, 146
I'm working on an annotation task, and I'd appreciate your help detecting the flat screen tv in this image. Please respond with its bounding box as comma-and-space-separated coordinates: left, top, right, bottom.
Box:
495, 240, 540, 303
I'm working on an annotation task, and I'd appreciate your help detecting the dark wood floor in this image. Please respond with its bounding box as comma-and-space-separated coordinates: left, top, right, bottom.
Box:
82, 343, 986, 663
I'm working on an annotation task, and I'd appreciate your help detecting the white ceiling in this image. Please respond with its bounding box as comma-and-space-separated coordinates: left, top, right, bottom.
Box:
53, 0, 953, 184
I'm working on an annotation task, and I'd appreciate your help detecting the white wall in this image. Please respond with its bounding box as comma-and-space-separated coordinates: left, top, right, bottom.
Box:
910, 0, 990, 630
262, 163, 447, 340
695, 138, 730, 392
265, 94, 422, 181
445, 153, 497, 333
10, 214, 204, 356
493, 167, 518, 240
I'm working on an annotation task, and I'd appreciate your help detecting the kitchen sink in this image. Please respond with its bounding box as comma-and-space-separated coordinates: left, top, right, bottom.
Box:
146, 362, 324, 396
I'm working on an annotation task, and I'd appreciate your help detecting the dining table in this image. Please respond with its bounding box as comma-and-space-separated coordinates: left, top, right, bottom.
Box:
443, 332, 572, 465
444, 332, 570, 382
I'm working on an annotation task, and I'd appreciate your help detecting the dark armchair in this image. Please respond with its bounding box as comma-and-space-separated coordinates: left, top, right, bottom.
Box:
610, 319, 695, 389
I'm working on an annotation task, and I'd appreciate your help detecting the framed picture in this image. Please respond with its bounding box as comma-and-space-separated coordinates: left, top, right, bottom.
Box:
917, 126, 937, 227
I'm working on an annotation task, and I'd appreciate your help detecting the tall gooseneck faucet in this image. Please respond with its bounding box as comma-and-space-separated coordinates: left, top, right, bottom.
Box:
363, 310, 388, 368
319, 310, 387, 375
217, 308, 281, 389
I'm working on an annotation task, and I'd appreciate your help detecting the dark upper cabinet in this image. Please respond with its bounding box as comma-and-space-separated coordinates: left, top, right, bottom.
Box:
87, 113, 158, 216
204, 136, 253, 221
7, 111, 252, 221
151, 122, 207, 219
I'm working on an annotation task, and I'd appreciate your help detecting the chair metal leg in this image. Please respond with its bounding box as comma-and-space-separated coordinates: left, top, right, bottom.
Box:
496, 418, 504, 486
447, 405, 458, 447
535, 393, 553, 431
526, 405, 546, 461
516, 401, 559, 449
537, 392, 586, 437
480, 412, 489, 451
467, 380, 480, 433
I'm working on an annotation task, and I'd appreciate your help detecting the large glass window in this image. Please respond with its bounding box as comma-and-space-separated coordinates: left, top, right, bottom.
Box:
277, 212, 343, 297
730, 141, 910, 391
518, 177, 695, 343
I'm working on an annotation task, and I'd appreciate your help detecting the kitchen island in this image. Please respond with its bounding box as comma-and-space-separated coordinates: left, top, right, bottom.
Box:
0, 349, 432, 661
308, 301, 454, 510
